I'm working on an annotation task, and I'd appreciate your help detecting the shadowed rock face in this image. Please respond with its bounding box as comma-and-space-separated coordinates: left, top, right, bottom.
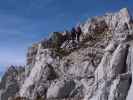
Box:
0, 66, 25, 100
1, 8, 133, 100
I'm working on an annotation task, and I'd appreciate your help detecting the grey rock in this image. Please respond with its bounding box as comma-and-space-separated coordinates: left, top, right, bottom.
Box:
0, 66, 25, 100
47, 80, 76, 99
108, 73, 131, 100
84, 43, 130, 100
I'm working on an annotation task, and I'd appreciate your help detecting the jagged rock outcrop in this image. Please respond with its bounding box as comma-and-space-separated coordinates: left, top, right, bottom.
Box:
84, 43, 131, 100
82, 8, 133, 42
0, 8, 133, 100
0, 66, 25, 100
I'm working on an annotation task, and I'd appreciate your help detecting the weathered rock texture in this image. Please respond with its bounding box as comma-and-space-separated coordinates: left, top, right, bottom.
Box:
0, 66, 25, 100
0, 8, 133, 100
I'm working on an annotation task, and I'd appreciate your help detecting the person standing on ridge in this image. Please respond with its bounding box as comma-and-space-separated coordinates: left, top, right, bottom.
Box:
76, 26, 82, 42
65, 30, 70, 42
71, 27, 76, 42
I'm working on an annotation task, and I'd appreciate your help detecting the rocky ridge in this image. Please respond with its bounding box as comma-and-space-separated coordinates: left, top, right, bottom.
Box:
0, 8, 133, 100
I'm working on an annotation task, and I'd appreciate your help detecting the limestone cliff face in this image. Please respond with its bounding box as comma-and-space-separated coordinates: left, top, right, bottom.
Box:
0, 66, 25, 100
0, 8, 133, 100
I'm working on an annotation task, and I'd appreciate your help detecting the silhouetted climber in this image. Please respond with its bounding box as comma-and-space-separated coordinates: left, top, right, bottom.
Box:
76, 26, 82, 42
64, 30, 70, 42
71, 27, 76, 42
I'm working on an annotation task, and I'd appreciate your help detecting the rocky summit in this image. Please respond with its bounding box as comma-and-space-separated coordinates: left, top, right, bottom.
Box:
1, 8, 133, 100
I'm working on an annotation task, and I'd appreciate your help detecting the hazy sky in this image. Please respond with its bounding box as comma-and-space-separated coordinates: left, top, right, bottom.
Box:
0, 0, 133, 75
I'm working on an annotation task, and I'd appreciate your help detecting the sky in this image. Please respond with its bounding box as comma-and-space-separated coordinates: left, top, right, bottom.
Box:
0, 0, 133, 76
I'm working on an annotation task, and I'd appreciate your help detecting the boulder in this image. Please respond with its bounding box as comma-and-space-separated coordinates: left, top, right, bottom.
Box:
47, 80, 76, 99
